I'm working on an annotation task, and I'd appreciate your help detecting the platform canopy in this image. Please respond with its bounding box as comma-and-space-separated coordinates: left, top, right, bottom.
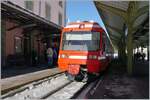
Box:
1, 1, 62, 34
94, 1, 149, 75
94, 1, 149, 49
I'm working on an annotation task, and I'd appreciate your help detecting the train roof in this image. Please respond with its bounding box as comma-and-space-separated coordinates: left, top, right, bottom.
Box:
65, 21, 104, 30
68, 21, 99, 25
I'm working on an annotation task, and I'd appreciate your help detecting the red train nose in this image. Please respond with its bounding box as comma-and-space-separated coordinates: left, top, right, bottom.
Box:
68, 64, 80, 75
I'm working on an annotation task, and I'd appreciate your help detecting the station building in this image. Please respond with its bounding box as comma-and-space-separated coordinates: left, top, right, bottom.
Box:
7, 0, 66, 26
1, 0, 66, 67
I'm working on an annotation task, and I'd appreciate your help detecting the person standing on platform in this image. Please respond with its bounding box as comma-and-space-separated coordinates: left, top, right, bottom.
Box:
47, 47, 53, 67
32, 49, 38, 66
53, 45, 58, 66
141, 48, 146, 62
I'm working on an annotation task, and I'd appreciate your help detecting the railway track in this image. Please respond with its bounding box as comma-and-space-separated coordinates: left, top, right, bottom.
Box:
2, 72, 105, 100
46, 81, 86, 99
1, 73, 86, 100
72, 74, 105, 99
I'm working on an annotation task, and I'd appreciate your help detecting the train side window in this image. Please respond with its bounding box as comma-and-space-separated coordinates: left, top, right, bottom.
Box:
103, 43, 105, 51
102, 32, 106, 52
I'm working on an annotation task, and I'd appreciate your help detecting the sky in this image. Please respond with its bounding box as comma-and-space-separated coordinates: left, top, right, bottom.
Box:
66, 0, 106, 31
66, 0, 114, 49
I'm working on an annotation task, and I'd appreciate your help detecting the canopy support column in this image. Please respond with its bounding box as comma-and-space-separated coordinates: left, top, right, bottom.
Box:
127, 26, 133, 75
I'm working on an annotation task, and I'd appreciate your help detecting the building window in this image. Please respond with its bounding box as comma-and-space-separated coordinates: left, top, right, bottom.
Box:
45, 3, 51, 20
15, 36, 22, 53
25, 1, 33, 11
58, 13, 62, 25
59, 1, 63, 7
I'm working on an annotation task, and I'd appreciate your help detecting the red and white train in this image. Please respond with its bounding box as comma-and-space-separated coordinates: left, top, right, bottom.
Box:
58, 21, 113, 81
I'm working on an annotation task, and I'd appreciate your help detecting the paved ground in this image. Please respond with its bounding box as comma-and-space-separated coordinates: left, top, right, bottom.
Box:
1, 68, 62, 93
88, 60, 149, 99
1, 59, 149, 99
1, 64, 56, 78
133, 60, 149, 76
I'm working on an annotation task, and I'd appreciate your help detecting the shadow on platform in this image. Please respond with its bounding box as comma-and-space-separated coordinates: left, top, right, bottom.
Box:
133, 60, 149, 76
1, 64, 57, 79
88, 59, 149, 99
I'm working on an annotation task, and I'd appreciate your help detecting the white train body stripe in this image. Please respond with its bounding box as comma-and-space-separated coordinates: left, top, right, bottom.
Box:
69, 56, 87, 59
98, 56, 106, 60
65, 24, 100, 28
65, 25, 79, 28
85, 24, 100, 28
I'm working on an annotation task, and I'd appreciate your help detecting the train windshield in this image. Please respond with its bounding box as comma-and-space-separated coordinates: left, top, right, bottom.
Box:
62, 31, 100, 51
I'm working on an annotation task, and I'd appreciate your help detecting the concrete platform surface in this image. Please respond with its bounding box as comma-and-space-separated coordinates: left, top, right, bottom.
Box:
1, 68, 62, 93
87, 60, 149, 99
2, 65, 52, 78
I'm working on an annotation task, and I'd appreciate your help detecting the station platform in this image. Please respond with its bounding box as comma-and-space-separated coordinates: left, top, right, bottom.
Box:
133, 60, 149, 76
1, 67, 63, 94
2, 65, 54, 78
88, 60, 149, 99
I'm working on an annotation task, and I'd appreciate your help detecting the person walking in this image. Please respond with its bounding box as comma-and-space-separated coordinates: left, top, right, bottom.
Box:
47, 47, 53, 67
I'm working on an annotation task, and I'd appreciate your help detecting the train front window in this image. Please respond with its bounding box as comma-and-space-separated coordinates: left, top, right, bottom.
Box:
62, 31, 100, 51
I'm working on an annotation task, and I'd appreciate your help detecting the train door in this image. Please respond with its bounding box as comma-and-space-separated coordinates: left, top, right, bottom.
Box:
101, 32, 107, 70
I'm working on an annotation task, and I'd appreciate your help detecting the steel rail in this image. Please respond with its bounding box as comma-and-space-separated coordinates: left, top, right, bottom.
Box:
1, 72, 64, 99
71, 75, 105, 99
40, 81, 73, 99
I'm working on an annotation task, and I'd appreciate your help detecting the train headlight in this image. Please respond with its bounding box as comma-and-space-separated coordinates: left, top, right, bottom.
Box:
60, 54, 68, 58
61, 54, 65, 58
